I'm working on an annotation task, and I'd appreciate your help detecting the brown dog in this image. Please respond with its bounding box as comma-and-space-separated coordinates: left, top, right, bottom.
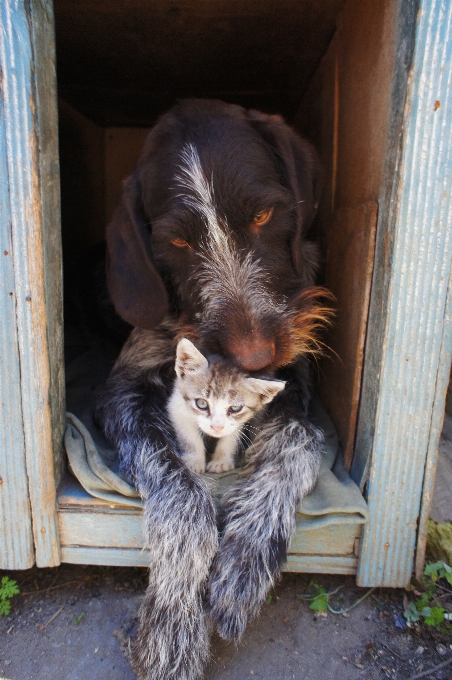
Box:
96, 99, 329, 680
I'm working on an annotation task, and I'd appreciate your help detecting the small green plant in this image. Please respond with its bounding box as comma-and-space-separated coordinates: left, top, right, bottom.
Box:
404, 601, 421, 624
308, 584, 329, 612
424, 561, 452, 585
424, 606, 447, 627
297, 580, 375, 615
0, 576, 20, 616
404, 562, 452, 629
74, 612, 85, 624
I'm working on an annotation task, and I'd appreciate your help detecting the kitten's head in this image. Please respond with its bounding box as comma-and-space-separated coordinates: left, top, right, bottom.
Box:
174, 338, 286, 438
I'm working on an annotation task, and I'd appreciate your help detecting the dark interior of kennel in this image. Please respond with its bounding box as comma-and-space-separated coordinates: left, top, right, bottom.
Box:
55, 0, 397, 481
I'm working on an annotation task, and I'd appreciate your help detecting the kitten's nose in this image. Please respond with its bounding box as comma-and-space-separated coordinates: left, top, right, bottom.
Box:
211, 425, 224, 434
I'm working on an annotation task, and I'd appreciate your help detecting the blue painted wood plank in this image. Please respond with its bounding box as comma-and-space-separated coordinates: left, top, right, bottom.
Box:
58, 471, 363, 576
59, 548, 359, 575
60, 547, 152, 567
351, 0, 419, 488
30, 0, 66, 494
0, 46, 34, 569
416, 276, 452, 577
357, 0, 452, 587
26, 0, 65, 566
59, 511, 145, 550
283, 554, 358, 575
1, 0, 64, 567
58, 506, 363, 558
60, 546, 358, 574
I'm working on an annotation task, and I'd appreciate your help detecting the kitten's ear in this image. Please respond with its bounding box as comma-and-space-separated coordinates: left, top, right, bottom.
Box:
175, 338, 208, 378
246, 378, 286, 404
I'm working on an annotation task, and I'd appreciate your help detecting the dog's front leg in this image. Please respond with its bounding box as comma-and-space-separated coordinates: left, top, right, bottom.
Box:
133, 442, 218, 680
207, 366, 322, 641
96, 375, 218, 680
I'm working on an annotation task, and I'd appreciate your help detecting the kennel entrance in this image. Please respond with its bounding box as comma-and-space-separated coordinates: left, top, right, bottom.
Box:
1, 0, 450, 588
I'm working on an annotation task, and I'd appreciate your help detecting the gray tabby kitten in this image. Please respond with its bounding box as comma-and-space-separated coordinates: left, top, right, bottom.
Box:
168, 338, 286, 474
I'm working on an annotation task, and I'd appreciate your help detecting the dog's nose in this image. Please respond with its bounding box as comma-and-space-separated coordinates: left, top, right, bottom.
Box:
226, 339, 276, 371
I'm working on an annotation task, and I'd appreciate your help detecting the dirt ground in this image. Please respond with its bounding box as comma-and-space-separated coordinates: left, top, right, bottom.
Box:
2, 417, 451, 680
1, 564, 452, 680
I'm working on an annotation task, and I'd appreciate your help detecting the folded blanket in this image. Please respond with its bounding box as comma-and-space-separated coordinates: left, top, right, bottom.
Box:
64, 370, 368, 530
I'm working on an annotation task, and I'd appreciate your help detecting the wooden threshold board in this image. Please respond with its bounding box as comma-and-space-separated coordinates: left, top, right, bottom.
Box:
58, 475, 360, 574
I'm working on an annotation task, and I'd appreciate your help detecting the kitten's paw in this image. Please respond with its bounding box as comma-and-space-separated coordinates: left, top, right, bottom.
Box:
184, 457, 206, 474
206, 459, 235, 473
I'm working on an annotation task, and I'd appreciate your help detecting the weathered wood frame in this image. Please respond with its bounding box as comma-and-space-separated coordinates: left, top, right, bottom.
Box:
0, 0, 64, 570
0, 0, 450, 585
355, 0, 452, 587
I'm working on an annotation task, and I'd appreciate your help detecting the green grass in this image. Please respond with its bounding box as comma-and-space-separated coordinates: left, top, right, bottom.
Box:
0, 576, 20, 616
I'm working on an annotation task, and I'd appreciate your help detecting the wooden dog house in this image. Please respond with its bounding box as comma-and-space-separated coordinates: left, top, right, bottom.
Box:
1, 0, 451, 587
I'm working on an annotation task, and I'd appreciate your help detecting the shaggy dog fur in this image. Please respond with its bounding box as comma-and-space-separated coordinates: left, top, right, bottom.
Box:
95, 99, 330, 680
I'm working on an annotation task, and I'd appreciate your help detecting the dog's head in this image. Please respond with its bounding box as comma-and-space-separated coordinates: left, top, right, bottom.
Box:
107, 99, 330, 371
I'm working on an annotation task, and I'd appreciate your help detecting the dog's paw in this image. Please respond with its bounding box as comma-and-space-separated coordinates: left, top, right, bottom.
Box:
207, 563, 251, 642
206, 459, 234, 473
208, 597, 248, 642
208, 540, 276, 641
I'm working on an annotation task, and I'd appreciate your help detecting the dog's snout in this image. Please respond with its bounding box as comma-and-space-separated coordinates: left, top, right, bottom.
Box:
225, 338, 276, 371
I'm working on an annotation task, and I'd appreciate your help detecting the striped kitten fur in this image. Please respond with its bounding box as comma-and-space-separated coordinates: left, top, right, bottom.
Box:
168, 338, 286, 473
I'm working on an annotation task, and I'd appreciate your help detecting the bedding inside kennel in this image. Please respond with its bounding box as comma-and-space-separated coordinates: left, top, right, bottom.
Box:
1, 0, 450, 585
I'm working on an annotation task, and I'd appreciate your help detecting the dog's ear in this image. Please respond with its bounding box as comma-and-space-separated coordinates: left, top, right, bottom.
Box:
247, 110, 323, 285
106, 173, 168, 329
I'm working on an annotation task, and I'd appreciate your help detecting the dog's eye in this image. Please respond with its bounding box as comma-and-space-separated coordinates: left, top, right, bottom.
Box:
253, 208, 273, 226
195, 398, 208, 410
171, 238, 189, 248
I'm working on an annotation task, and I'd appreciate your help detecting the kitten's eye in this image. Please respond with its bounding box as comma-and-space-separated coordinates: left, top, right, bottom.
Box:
253, 207, 273, 226
228, 404, 243, 414
171, 238, 189, 248
195, 398, 208, 410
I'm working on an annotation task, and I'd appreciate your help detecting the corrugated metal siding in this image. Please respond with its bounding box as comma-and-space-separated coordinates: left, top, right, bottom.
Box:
358, 0, 452, 586
416, 280, 451, 578
0, 1, 35, 569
